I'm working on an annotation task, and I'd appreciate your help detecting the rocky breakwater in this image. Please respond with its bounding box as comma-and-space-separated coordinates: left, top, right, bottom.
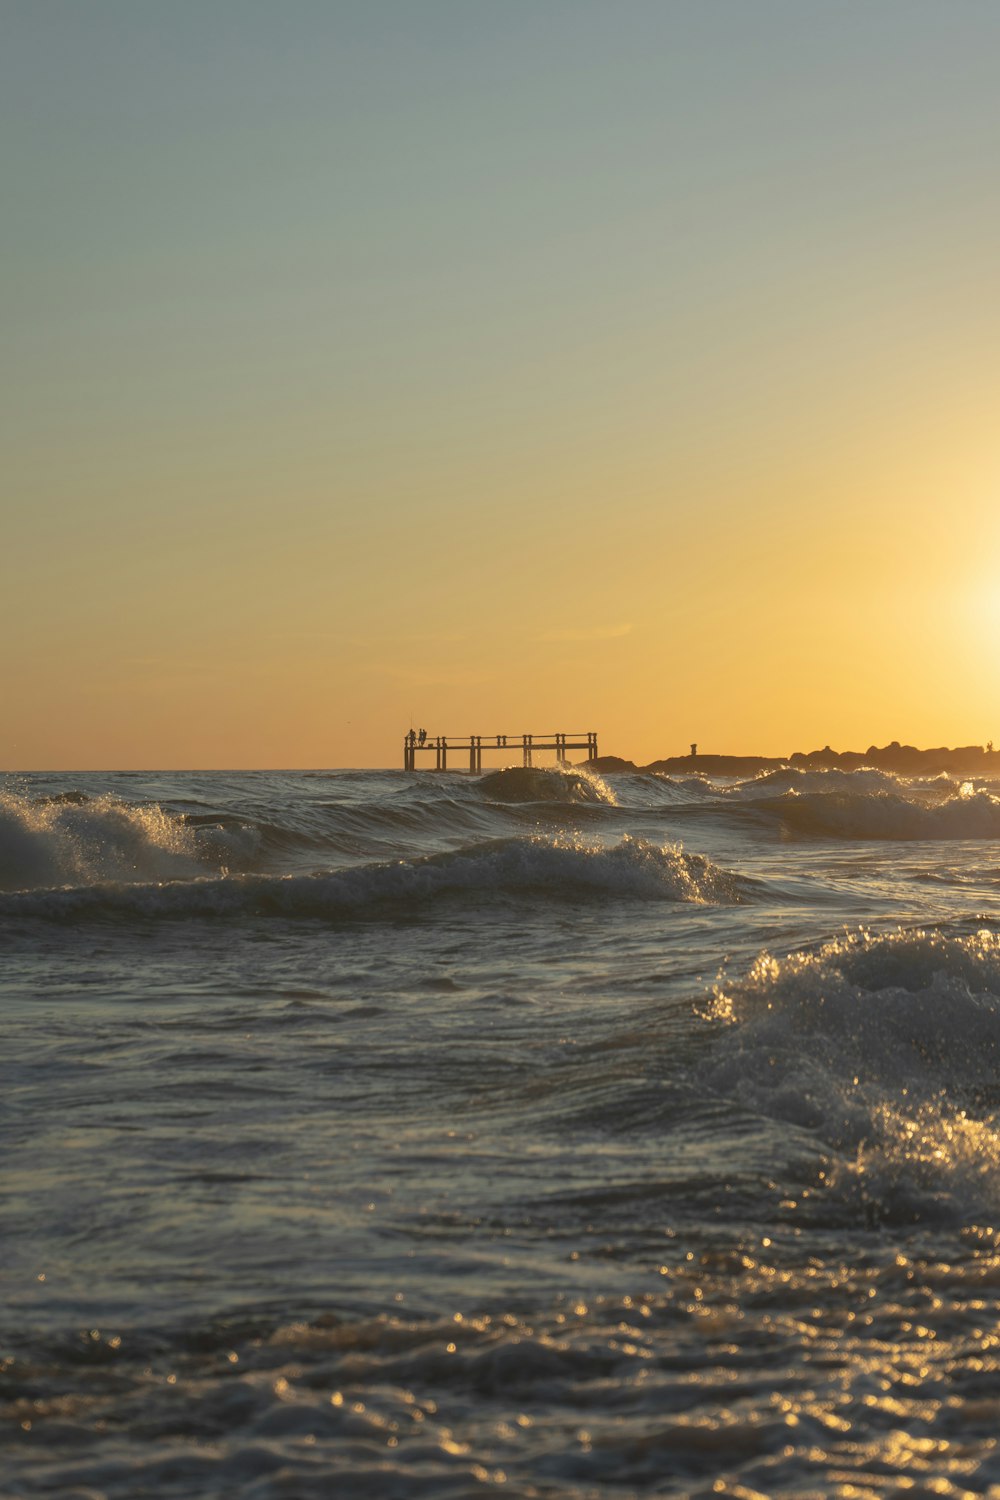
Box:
590, 741, 1000, 778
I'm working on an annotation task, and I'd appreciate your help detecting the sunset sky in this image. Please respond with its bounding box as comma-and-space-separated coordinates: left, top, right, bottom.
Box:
4, 0, 1000, 769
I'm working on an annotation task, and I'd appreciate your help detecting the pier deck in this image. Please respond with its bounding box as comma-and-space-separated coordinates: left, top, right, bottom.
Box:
403, 731, 598, 772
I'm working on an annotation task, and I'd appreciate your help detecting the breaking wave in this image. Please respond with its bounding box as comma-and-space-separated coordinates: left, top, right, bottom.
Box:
0, 785, 507, 891
0, 834, 754, 922
477, 766, 617, 805
704, 926, 1000, 1219
0, 788, 210, 890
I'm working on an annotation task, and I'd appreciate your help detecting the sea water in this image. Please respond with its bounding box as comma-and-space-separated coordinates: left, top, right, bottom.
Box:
4, 764, 1000, 1497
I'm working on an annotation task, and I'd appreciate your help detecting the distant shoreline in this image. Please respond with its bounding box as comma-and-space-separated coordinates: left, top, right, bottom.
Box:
590, 742, 1000, 778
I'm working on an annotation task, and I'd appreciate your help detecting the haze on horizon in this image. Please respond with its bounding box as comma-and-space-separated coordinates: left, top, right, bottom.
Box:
4, 0, 1000, 771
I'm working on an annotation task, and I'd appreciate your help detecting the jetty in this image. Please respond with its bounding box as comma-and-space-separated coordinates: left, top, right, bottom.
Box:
404, 731, 599, 772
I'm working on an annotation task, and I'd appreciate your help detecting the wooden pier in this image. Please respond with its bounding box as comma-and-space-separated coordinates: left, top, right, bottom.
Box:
403, 731, 598, 772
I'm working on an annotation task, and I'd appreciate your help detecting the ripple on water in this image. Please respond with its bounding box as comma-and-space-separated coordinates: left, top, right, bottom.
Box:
6, 1227, 1000, 1497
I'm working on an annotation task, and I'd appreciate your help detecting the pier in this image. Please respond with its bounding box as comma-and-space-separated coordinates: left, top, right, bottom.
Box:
403, 731, 599, 772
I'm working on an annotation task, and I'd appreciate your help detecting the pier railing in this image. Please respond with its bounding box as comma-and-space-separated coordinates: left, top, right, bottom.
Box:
403, 731, 598, 772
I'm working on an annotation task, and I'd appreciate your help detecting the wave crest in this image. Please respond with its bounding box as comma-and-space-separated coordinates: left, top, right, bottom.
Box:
724, 767, 898, 799
0, 835, 752, 921
0, 789, 208, 891
753, 785, 1000, 839
478, 766, 617, 805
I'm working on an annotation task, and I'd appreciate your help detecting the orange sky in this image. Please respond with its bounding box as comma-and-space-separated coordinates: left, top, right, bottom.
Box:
4, 2, 1000, 768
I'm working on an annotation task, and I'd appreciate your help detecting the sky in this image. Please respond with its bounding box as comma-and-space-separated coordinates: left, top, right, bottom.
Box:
4, 0, 1000, 769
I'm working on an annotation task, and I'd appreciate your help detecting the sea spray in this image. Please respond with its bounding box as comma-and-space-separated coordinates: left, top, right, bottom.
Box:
0, 788, 203, 890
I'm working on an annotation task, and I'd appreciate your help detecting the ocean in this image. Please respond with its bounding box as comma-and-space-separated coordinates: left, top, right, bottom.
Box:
5, 762, 1000, 1498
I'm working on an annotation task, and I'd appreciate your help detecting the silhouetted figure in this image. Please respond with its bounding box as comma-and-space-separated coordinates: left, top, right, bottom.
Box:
690, 743, 698, 758
418, 728, 426, 746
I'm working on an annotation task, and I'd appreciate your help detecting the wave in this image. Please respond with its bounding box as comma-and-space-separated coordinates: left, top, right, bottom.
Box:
703, 926, 1000, 1220
0, 835, 754, 922
723, 767, 899, 799
606, 772, 715, 807
0, 783, 514, 891
748, 785, 1000, 840
8, 769, 996, 904
0, 789, 211, 890
262, 792, 498, 860
478, 766, 617, 805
